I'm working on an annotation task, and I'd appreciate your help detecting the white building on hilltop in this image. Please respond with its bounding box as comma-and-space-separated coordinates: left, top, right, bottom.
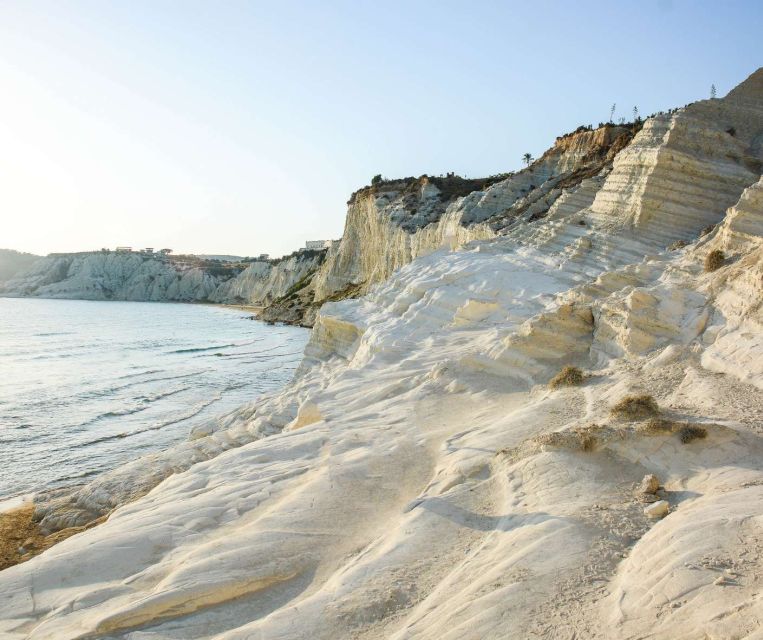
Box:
305, 239, 341, 250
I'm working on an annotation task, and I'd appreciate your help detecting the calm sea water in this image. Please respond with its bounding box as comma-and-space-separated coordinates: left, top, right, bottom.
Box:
0, 298, 308, 499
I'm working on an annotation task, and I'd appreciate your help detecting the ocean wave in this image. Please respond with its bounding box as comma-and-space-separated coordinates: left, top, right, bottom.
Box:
223, 349, 306, 360
32, 331, 75, 337
2, 298, 309, 497
83, 396, 224, 448
138, 386, 191, 403
74, 432, 130, 447
167, 343, 238, 354
83, 386, 192, 424
116, 368, 163, 380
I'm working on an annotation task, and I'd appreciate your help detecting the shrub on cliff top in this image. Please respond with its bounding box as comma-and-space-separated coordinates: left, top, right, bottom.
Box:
549, 365, 584, 389
611, 394, 659, 420
704, 249, 725, 272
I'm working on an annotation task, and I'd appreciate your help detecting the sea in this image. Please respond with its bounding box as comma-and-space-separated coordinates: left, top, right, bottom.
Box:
0, 298, 308, 500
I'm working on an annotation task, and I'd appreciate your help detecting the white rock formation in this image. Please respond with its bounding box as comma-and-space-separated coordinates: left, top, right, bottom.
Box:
640, 473, 660, 494
209, 251, 325, 306
314, 126, 633, 302
1, 252, 221, 301
1, 250, 326, 309
644, 500, 670, 518
0, 68, 762, 640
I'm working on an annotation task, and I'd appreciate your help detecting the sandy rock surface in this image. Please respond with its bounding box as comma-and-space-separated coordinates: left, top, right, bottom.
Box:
1, 69, 762, 639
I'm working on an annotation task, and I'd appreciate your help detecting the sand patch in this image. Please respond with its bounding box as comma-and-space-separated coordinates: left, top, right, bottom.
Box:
0, 503, 106, 572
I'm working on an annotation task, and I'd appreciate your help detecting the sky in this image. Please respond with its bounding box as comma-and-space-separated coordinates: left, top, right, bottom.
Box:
0, 1, 761, 258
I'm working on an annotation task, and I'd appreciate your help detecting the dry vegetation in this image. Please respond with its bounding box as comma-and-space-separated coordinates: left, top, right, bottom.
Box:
668, 239, 688, 250
678, 424, 708, 443
704, 249, 726, 272
638, 417, 675, 434
611, 394, 660, 419
573, 423, 604, 451
638, 418, 708, 443
548, 365, 584, 389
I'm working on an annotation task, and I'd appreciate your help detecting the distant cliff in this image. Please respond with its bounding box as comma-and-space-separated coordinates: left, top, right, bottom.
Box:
0, 249, 326, 317
0, 249, 41, 282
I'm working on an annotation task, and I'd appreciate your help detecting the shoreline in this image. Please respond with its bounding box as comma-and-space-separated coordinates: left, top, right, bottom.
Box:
0, 295, 283, 323
0, 297, 309, 572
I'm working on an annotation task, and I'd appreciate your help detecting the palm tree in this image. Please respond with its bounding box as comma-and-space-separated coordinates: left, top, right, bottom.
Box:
522, 153, 533, 167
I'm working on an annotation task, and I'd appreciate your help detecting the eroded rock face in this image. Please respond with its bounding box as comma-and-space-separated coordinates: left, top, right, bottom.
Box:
588, 83, 762, 246
312, 71, 763, 316
313, 125, 635, 303
1, 250, 327, 309
0, 252, 223, 301
1, 68, 762, 640
209, 251, 325, 306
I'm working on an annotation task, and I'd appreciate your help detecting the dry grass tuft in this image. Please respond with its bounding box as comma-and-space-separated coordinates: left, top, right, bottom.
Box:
678, 424, 708, 443
574, 423, 603, 451
700, 223, 716, 237
704, 249, 725, 272
638, 419, 710, 444
611, 394, 660, 420
549, 365, 584, 389
534, 431, 570, 449
638, 418, 676, 434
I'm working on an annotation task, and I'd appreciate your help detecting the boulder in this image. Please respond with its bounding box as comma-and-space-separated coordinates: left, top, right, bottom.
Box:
644, 500, 670, 519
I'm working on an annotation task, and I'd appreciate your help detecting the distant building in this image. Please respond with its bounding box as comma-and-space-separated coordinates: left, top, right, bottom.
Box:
142, 247, 154, 254
257, 253, 270, 260
305, 239, 341, 250
115, 246, 132, 253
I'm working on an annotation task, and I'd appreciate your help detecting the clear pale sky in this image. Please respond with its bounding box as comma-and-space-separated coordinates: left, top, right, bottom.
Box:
1, 1, 761, 257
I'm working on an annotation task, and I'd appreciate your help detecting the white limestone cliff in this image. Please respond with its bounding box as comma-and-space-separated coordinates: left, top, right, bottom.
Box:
209, 250, 324, 307
0, 68, 762, 640
1, 250, 326, 309
313, 125, 634, 302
